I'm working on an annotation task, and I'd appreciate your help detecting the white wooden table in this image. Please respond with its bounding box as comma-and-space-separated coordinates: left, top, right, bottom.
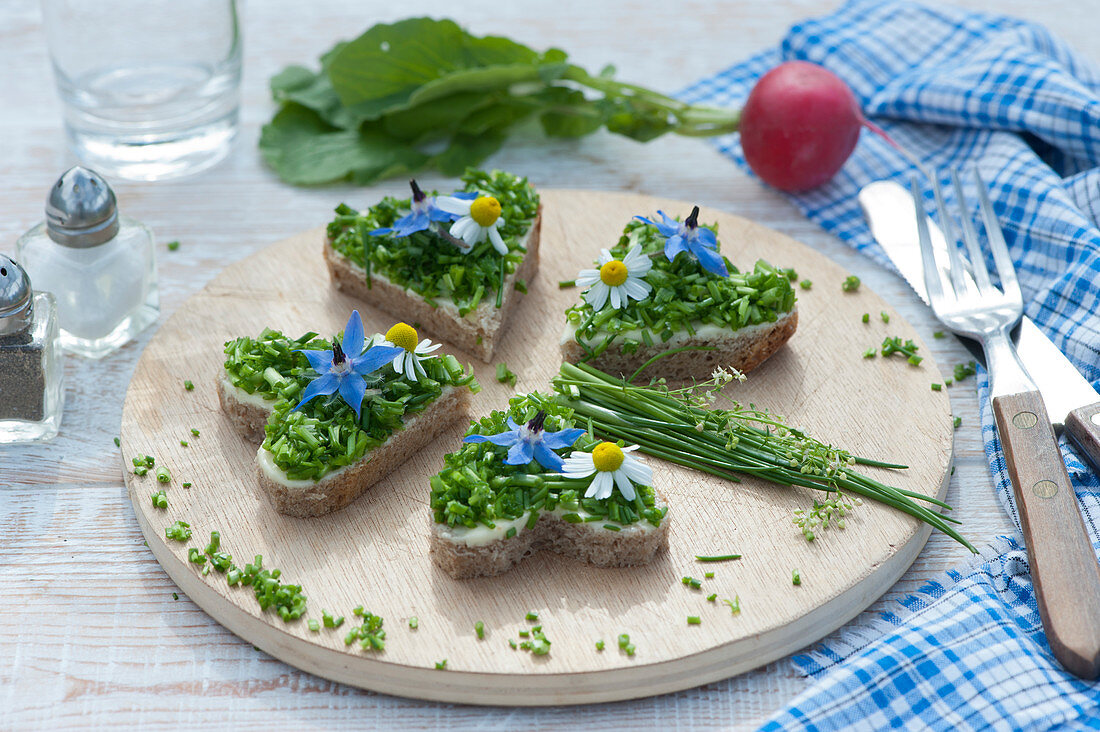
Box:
3, 0, 1093, 727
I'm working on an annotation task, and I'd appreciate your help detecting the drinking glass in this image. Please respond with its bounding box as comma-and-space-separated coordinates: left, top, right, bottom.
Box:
41, 0, 242, 181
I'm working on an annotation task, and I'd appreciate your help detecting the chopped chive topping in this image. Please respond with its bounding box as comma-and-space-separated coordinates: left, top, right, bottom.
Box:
308, 619, 320, 632
435, 659, 448, 670
792, 569, 802, 585
183, 380, 194, 391
514, 278, 527, 294
687, 616, 701, 625
114, 437, 121, 447
704, 571, 714, 579
933, 330, 945, 339
495, 362, 517, 388
408, 616, 418, 630
799, 280, 813, 290
782, 267, 798, 281
880, 311, 890, 324
525, 611, 539, 622
695, 554, 742, 562
595, 639, 605, 651
166, 240, 180, 251
150, 490, 168, 509
505, 527, 517, 539
862, 313, 870, 324
931, 383, 942, 391
707, 593, 717, 602
165, 520, 191, 541
954, 416, 962, 429
841, 275, 861, 292
475, 620, 485, 639
156, 467, 171, 483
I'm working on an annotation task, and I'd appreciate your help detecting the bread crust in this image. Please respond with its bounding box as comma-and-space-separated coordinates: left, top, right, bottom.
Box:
324, 209, 542, 362
429, 491, 670, 579
253, 385, 468, 518
561, 308, 798, 380
217, 378, 272, 443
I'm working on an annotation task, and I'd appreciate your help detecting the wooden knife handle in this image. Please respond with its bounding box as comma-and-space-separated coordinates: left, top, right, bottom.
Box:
1066, 402, 1100, 477
993, 390, 1100, 678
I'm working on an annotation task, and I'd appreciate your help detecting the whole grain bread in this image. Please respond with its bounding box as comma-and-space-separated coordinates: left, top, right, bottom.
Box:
217, 378, 272, 443
561, 308, 798, 381
429, 491, 670, 579
324, 209, 541, 363
254, 385, 469, 518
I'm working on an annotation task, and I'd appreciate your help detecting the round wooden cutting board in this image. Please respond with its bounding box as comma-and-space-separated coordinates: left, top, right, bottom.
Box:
121, 189, 954, 706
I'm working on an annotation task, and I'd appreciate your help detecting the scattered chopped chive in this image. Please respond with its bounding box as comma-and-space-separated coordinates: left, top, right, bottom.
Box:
144, 455, 155, 467
202, 565, 211, 576
508, 638, 517, 649
782, 267, 798, 281
880, 311, 890, 324
514, 278, 527, 294
353, 605, 364, 617
505, 527, 517, 539
792, 569, 802, 585
907, 355, 923, 367
707, 593, 717, 602
841, 275, 861, 292
525, 611, 539, 622
558, 279, 576, 288
133, 466, 149, 476
681, 576, 702, 590
183, 380, 194, 391
862, 347, 876, 359
596, 639, 605, 651
308, 619, 320, 632
945, 378, 954, 386
113, 437, 120, 447
799, 280, 813, 290
618, 633, 630, 650
190, 428, 200, 437
723, 596, 742, 615
408, 616, 419, 629
931, 383, 942, 391
150, 490, 168, 509
495, 362, 517, 388
180, 440, 189, 447
954, 416, 962, 429
518, 630, 529, 638
172, 592, 179, 600
165, 520, 191, 542
695, 554, 742, 562
435, 659, 448, 670
954, 360, 977, 382
704, 571, 714, 579
951, 465, 956, 475
182, 482, 192, 489
156, 467, 171, 483
166, 240, 180, 251
862, 313, 870, 324
687, 616, 701, 625
933, 330, 945, 339
322, 610, 344, 628
188, 548, 206, 565
475, 620, 485, 639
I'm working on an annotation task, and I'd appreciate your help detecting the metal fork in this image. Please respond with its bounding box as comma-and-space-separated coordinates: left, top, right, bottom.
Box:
913, 170, 1100, 679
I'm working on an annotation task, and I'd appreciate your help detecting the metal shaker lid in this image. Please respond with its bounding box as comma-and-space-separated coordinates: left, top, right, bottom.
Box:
0, 255, 33, 337
46, 166, 120, 248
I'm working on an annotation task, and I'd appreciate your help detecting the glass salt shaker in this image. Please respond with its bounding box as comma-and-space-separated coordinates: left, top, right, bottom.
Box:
0, 255, 64, 443
16, 166, 159, 358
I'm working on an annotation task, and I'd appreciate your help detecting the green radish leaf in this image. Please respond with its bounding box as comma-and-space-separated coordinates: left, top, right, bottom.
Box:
432, 132, 507, 176
380, 91, 496, 142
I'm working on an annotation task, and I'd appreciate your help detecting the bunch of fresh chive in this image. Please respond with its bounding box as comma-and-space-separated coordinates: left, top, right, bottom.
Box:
552, 362, 974, 551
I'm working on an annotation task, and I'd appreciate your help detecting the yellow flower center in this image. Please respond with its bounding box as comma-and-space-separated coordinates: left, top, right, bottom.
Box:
469, 196, 501, 227
385, 322, 418, 352
599, 260, 629, 287
591, 442, 625, 472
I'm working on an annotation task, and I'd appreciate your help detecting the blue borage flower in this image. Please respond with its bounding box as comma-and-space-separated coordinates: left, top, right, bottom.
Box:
463, 410, 585, 471
369, 180, 476, 239
634, 206, 729, 277
293, 311, 403, 418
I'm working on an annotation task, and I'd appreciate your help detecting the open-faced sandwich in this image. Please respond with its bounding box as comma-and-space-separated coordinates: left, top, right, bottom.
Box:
324, 169, 541, 362
220, 311, 479, 517
429, 392, 669, 579
561, 206, 797, 379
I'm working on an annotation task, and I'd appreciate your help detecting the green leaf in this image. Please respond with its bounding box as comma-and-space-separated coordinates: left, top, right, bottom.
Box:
380, 91, 495, 142
259, 104, 426, 185
432, 132, 506, 176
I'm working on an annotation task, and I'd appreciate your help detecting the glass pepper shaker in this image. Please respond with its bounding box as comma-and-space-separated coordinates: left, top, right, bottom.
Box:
0, 255, 64, 443
16, 166, 159, 358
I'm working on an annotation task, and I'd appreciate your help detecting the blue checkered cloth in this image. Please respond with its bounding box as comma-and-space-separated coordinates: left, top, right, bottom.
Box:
679, 0, 1100, 728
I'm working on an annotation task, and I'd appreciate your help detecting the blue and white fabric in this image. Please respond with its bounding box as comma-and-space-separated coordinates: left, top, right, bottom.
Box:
678, 0, 1100, 727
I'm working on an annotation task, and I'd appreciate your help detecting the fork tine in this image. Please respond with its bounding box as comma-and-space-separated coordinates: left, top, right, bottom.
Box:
930, 173, 971, 297
911, 177, 947, 309
950, 170, 993, 293
973, 168, 1023, 306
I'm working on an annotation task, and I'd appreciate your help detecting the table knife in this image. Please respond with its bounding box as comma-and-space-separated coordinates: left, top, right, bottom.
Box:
859, 180, 1100, 473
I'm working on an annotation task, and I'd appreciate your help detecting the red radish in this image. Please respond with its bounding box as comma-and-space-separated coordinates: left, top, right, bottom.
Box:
739, 61, 895, 193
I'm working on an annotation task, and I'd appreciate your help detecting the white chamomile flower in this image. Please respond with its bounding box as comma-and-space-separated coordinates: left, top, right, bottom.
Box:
436, 193, 508, 255
373, 322, 441, 382
575, 244, 652, 310
560, 442, 652, 501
